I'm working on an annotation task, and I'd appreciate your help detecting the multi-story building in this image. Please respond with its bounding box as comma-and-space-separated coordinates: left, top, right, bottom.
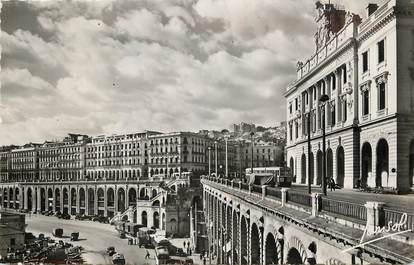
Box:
148, 132, 210, 178
85, 131, 159, 180
239, 142, 284, 172
39, 134, 90, 182
285, 0, 414, 192
9, 144, 40, 183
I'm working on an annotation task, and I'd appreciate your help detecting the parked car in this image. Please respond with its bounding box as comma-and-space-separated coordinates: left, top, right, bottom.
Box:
112, 253, 125, 265
119, 231, 126, 239
53, 228, 63, 238
92, 215, 107, 223
54, 211, 62, 218
106, 246, 116, 256
75, 214, 88, 220
61, 213, 71, 220
70, 232, 79, 241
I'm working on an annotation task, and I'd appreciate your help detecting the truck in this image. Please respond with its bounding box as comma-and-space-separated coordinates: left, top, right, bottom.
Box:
137, 227, 155, 248
155, 246, 170, 265
52, 228, 63, 238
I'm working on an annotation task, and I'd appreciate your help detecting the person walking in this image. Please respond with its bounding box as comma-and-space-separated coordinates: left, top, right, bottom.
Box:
330, 177, 336, 192
145, 249, 150, 259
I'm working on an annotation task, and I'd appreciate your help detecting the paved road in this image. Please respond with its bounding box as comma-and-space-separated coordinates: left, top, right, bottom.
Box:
290, 185, 414, 212
26, 214, 156, 265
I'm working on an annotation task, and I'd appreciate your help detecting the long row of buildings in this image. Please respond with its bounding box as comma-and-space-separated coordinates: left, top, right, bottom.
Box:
0, 131, 284, 183
285, 0, 414, 192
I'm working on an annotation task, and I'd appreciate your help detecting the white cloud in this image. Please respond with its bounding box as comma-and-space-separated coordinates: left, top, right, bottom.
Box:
0, 0, 380, 145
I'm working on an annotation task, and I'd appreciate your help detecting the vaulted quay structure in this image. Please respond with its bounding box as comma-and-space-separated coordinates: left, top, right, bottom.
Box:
202, 176, 414, 265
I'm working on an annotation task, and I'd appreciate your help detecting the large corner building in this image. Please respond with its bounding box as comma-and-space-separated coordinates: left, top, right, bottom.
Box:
285, 0, 414, 192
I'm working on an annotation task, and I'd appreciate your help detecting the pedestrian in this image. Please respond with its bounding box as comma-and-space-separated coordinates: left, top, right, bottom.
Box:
189, 247, 192, 255
145, 249, 150, 259
203, 256, 206, 265
330, 177, 336, 191
200, 251, 204, 260
183, 241, 186, 248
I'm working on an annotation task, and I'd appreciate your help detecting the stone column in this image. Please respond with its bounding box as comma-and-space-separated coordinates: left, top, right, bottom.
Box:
311, 193, 321, 217
44, 188, 48, 211
261, 185, 267, 200
19, 187, 24, 210
365, 201, 385, 234
115, 187, 119, 213
37, 188, 41, 213
59, 187, 64, 213
85, 186, 89, 216
24, 188, 28, 210
125, 187, 129, 211
104, 186, 108, 217
52, 188, 56, 212
335, 69, 342, 124
76, 187, 80, 214
68, 186, 72, 215
281, 188, 289, 207
238, 214, 242, 265
94, 188, 98, 215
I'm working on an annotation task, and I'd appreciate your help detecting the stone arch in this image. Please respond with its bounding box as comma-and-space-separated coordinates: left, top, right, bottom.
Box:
9, 187, 14, 208
409, 139, 414, 188
265, 232, 279, 265
316, 150, 323, 185
55, 187, 61, 212
79, 187, 86, 214
301, 153, 307, 184
240, 215, 248, 265
286, 236, 307, 264
139, 188, 146, 199
232, 210, 239, 265
152, 200, 160, 207
151, 189, 157, 198
336, 146, 345, 187
97, 188, 104, 210
88, 188, 95, 216
162, 212, 166, 230
47, 188, 53, 211
128, 188, 137, 207
107, 188, 114, 207
250, 222, 261, 265
117, 188, 126, 212
142, 211, 148, 226
326, 148, 333, 180
153, 211, 160, 228
309, 152, 314, 185
361, 142, 372, 188
62, 188, 69, 214
70, 188, 77, 209
27, 187, 33, 211
376, 138, 389, 187
14, 187, 20, 209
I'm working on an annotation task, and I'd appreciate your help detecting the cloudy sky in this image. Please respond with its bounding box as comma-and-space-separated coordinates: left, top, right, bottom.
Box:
1, 0, 381, 145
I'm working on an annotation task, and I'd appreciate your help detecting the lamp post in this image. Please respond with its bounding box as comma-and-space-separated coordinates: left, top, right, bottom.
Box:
250, 132, 254, 174
214, 141, 218, 177
225, 137, 228, 179
319, 94, 330, 196
208, 146, 212, 176
307, 111, 312, 194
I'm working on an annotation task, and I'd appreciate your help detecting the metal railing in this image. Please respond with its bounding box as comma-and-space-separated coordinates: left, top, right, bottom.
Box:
266, 187, 282, 199
383, 208, 414, 231
240, 183, 249, 191
320, 197, 366, 221
286, 191, 311, 207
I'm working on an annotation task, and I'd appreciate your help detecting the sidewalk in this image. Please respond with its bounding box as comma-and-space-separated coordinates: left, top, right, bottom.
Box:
290, 184, 414, 212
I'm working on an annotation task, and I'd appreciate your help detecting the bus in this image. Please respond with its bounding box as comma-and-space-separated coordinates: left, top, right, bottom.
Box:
246, 167, 292, 187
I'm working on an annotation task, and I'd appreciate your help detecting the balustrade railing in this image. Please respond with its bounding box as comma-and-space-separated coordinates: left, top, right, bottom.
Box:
384, 208, 414, 231
240, 183, 248, 191
286, 191, 311, 207
266, 187, 282, 199
320, 197, 366, 221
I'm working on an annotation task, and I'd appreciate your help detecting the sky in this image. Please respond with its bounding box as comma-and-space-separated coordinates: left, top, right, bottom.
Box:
0, 0, 381, 146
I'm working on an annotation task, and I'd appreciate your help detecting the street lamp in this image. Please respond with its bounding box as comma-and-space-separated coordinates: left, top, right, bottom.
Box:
214, 141, 218, 177
208, 146, 212, 176
250, 132, 255, 174
224, 137, 228, 179
319, 94, 330, 196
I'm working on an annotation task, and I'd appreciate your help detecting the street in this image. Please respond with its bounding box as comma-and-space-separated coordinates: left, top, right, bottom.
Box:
26, 214, 156, 265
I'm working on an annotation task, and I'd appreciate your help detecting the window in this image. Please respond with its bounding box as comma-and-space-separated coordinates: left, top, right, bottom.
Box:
331, 104, 336, 126
379, 82, 386, 110
295, 122, 298, 139
363, 90, 369, 115
289, 124, 293, 140
343, 100, 347, 122
295, 98, 298, 110
378, 39, 385, 63
331, 75, 336, 90
362, 51, 369, 73
289, 103, 292, 114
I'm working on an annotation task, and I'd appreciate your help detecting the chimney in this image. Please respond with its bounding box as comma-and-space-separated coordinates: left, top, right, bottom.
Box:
366, 3, 379, 17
